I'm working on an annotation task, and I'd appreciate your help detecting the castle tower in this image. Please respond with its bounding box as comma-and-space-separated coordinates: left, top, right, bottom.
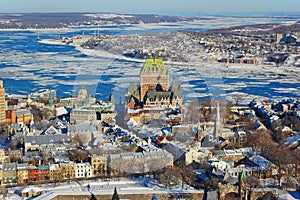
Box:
140, 58, 169, 102
0, 78, 6, 126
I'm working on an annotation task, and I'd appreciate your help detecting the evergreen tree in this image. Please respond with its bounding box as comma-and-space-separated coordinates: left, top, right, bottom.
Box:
112, 187, 120, 200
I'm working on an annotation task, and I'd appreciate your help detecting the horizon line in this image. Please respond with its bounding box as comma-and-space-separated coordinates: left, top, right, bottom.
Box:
0, 10, 299, 17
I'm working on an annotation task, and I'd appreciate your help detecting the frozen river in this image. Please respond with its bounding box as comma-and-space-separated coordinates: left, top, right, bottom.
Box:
0, 17, 299, 104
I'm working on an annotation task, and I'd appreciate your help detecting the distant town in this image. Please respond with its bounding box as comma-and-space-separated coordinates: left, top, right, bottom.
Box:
0, 12, 300, 200
82, 22, 300, 65
0, 13, 196, 29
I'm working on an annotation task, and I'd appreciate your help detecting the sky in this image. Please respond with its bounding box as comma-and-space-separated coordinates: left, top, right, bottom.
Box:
0, 0, 299, 15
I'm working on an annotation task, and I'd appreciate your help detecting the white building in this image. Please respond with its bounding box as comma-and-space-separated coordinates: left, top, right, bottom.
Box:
75, 162, 92, 178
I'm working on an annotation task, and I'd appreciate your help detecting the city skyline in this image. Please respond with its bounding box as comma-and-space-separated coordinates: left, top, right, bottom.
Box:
0, 0, 299, 15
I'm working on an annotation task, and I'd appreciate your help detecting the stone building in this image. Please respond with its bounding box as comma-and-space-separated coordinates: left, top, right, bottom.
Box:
60, 85, 96, 109
90, 155, 108, 177
125, 59, 183, 123
140, 58, 169, 102
60, 163, 76, 180
49, 164, 61, 182
70, 108, 97, 123
108, 149, 173, 175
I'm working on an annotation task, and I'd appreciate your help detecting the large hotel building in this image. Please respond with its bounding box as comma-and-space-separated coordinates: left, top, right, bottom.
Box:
125, 59, 183, 123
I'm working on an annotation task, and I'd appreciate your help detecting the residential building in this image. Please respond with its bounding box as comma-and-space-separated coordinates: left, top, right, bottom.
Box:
24, 126, 72, 152
6, 109, 32, 126
90, 155, 108, 177
0, 148, 9, 164
17, 163, 28, 184
184, 148, 212, 165
75, 162, 92, 179
8, 149, 23, 162
70, 108, 97, 123
213, 148, 253, 162
249, 155, 277, 179
49, 164, 61, 182
0, 78, 6, 127
28, 165, 49, 183
0, 155, 10, 163
224, 165, 252, 183
2, 162, 17, 184
233, 130, 247, 147
60, 162, 76, 180
0, 148, 5, 157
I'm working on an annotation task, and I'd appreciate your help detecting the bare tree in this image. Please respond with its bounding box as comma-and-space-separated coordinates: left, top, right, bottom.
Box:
231, 94, 244, 106
0, 186, 7, 197
245, 130, 274, 154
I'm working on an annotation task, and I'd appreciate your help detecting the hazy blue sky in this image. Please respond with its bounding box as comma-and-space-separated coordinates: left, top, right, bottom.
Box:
0, 0, 299, 15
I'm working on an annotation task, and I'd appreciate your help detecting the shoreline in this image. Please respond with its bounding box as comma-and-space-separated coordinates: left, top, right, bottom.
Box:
38, 37, 299, 69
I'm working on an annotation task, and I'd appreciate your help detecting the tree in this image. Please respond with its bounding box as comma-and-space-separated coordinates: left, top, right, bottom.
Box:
243, 176, 261, 199
231, 93, 244, 106
156, 166, 182, 189
112, 187, 120, 200
68, 149, 88, 162
174, 161, 197, 189
259, 143, 294, 187
245, 130, 274, 154
0, 186, 7, 197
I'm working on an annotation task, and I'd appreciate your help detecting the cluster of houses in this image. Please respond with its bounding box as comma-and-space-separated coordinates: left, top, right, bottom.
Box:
82, 23, 300, 66
196, 24, 300, 66
0, 120, 175, 186
250, 98, 300, 141
0, 77, 177, 187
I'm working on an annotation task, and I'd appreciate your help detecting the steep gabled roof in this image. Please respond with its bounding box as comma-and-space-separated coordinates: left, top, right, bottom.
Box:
42, 125, 60, 135
145, 89, 172, 102
126, 83, 139, 97
249, 155, 276, 170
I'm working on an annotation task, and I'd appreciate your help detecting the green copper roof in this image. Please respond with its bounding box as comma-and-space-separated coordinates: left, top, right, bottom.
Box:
140, 58, 168, 75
